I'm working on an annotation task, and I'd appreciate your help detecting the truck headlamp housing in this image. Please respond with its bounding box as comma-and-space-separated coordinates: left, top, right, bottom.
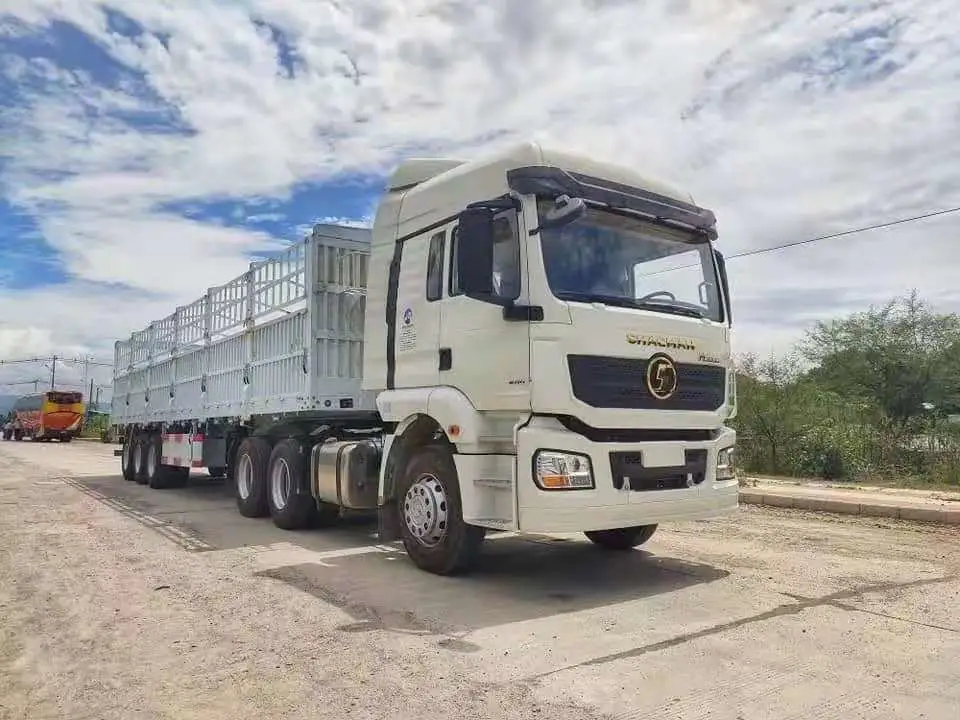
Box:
716, 446, 736, 481
533, 450, 594, 490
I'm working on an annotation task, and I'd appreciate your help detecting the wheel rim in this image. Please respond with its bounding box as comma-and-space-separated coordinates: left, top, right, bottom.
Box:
147, 443, 157, 478
133, 441, 142, 473
236, 453, 253, 500
403, 473, 449, 547
270, 458, 292, 511
122, 441, 130, 468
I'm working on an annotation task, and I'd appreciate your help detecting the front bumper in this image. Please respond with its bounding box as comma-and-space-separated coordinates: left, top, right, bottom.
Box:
516, 416, 738, 534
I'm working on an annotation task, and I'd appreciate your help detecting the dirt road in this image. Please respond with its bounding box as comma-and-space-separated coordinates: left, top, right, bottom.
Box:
1, 440, 958, 719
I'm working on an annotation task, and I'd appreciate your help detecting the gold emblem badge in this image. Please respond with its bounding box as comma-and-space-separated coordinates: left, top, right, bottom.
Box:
645, 354, 678, 400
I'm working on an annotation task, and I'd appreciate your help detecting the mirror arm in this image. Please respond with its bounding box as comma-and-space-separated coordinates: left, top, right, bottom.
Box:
466, 194, 521, 212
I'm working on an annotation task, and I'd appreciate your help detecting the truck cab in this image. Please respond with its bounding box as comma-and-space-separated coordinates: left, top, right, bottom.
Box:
364, 141, 737, 572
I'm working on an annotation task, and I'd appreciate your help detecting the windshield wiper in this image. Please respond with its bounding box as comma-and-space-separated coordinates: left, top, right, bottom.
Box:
556, 291, 705, 319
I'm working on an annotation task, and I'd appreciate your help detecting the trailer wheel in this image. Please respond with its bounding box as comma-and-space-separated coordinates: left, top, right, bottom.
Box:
146, 434, 179, 490
267, 439, 319, 531
143, 433, 162, 487
234, 437, 271, 518
133, 433, 150, 484
121, 435, 136, 481
396, 445, 485, 576
584, 525, 657, 550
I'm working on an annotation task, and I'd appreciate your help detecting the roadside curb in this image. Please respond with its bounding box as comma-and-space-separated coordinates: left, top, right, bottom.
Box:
739, 489, 960, 525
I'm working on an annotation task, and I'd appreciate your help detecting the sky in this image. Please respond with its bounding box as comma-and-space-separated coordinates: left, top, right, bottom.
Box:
0, 0, 958, 399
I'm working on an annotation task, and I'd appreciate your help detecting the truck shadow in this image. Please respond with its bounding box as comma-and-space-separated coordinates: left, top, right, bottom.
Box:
256, 533, 729, 640
72, 473, 730, 639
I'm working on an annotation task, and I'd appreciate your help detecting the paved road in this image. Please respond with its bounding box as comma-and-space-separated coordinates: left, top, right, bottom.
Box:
1, 440, 958, 719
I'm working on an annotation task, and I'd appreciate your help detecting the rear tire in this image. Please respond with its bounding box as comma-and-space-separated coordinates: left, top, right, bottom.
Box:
133, 433, 149, 485
234, 437, 271, 518
396, 445, 485, 576
584, 525, 657, 550
267, 439, 321, 531
121, 434, 137, 481
145, 434, 167, 489
61, 435, 72, 443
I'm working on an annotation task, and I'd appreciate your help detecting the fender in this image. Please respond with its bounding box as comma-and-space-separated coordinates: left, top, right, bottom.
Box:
376, 386, 484, 449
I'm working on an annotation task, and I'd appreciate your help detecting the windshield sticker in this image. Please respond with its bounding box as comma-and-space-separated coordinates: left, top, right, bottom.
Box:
398, 307, 416, 351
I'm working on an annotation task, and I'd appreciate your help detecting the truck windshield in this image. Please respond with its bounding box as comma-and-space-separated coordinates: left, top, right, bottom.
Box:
538, 202, 724, 322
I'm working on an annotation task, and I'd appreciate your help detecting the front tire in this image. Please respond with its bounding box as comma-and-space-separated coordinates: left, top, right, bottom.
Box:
234, 437, 271, 518
585, 525, 657, 550
267, 439, 322, 530
396, 445, 485, 576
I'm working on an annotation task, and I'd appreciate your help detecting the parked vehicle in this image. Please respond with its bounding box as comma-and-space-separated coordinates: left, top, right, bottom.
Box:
110, 141, 738, 575
4, 391, 85, 441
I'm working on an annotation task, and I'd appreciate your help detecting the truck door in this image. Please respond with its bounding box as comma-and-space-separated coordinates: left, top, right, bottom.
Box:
438, 208, 531, 412
392, 229, 445, 390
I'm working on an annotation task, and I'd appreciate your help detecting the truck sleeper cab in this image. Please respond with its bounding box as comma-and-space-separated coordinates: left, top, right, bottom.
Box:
111, 141, 737, 576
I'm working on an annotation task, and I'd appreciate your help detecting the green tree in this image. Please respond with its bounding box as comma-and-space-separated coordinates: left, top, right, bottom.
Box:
735, 352, 821, 474
801, 290, 960, 426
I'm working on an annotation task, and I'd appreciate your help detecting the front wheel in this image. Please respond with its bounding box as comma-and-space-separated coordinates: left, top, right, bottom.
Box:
585, 525, 657, 550
396, 445, 485, 576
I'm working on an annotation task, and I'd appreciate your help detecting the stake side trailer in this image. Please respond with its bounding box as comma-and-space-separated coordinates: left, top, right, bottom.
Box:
111, 141, 739, 575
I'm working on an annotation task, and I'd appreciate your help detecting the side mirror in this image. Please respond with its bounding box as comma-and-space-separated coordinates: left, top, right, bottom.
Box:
456, 207, 495, 296
531, 194, 586, 234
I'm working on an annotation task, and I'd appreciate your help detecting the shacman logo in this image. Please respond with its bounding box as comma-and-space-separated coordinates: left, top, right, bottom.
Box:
645, 353, 679, 400
626, 332, 696, 352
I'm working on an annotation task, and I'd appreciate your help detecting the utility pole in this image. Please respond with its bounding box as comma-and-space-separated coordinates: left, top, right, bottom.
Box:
88, 377, 94, 405
50, 355, 57, 389
81, 356, 90, 397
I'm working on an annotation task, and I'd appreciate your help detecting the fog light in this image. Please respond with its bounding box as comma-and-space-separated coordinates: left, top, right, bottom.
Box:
534, 450, 594, 490
716, 446, 736, 481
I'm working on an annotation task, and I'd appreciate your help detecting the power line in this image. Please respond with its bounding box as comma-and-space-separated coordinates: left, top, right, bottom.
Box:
726, 206, 960, 260
0, 356, 113, 367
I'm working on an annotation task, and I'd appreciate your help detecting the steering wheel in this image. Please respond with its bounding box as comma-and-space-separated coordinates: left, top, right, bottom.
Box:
637, 290, 676, 302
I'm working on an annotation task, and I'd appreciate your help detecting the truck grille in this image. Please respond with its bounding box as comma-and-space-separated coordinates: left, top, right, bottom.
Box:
567, 354, 726, 411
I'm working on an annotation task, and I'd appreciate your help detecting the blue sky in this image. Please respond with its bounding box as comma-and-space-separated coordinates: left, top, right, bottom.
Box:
0, 0, 958, 395
0, 15, 383, 291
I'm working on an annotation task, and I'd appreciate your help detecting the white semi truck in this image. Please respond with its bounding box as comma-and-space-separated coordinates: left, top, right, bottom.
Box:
111, 141, 738, 575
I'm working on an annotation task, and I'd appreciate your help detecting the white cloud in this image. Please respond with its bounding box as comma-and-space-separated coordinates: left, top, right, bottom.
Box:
1, 0, 959, 398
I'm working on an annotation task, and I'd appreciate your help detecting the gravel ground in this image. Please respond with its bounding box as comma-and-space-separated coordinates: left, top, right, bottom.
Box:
0, 444, 601, 720
1, 440, 959, 720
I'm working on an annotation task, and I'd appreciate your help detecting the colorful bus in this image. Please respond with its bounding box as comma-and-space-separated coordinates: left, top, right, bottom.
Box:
5, 391, 86, 442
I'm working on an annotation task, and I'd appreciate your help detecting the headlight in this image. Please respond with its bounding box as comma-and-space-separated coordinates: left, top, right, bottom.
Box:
716, 446, 736, 481
533, 450, 594, 490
